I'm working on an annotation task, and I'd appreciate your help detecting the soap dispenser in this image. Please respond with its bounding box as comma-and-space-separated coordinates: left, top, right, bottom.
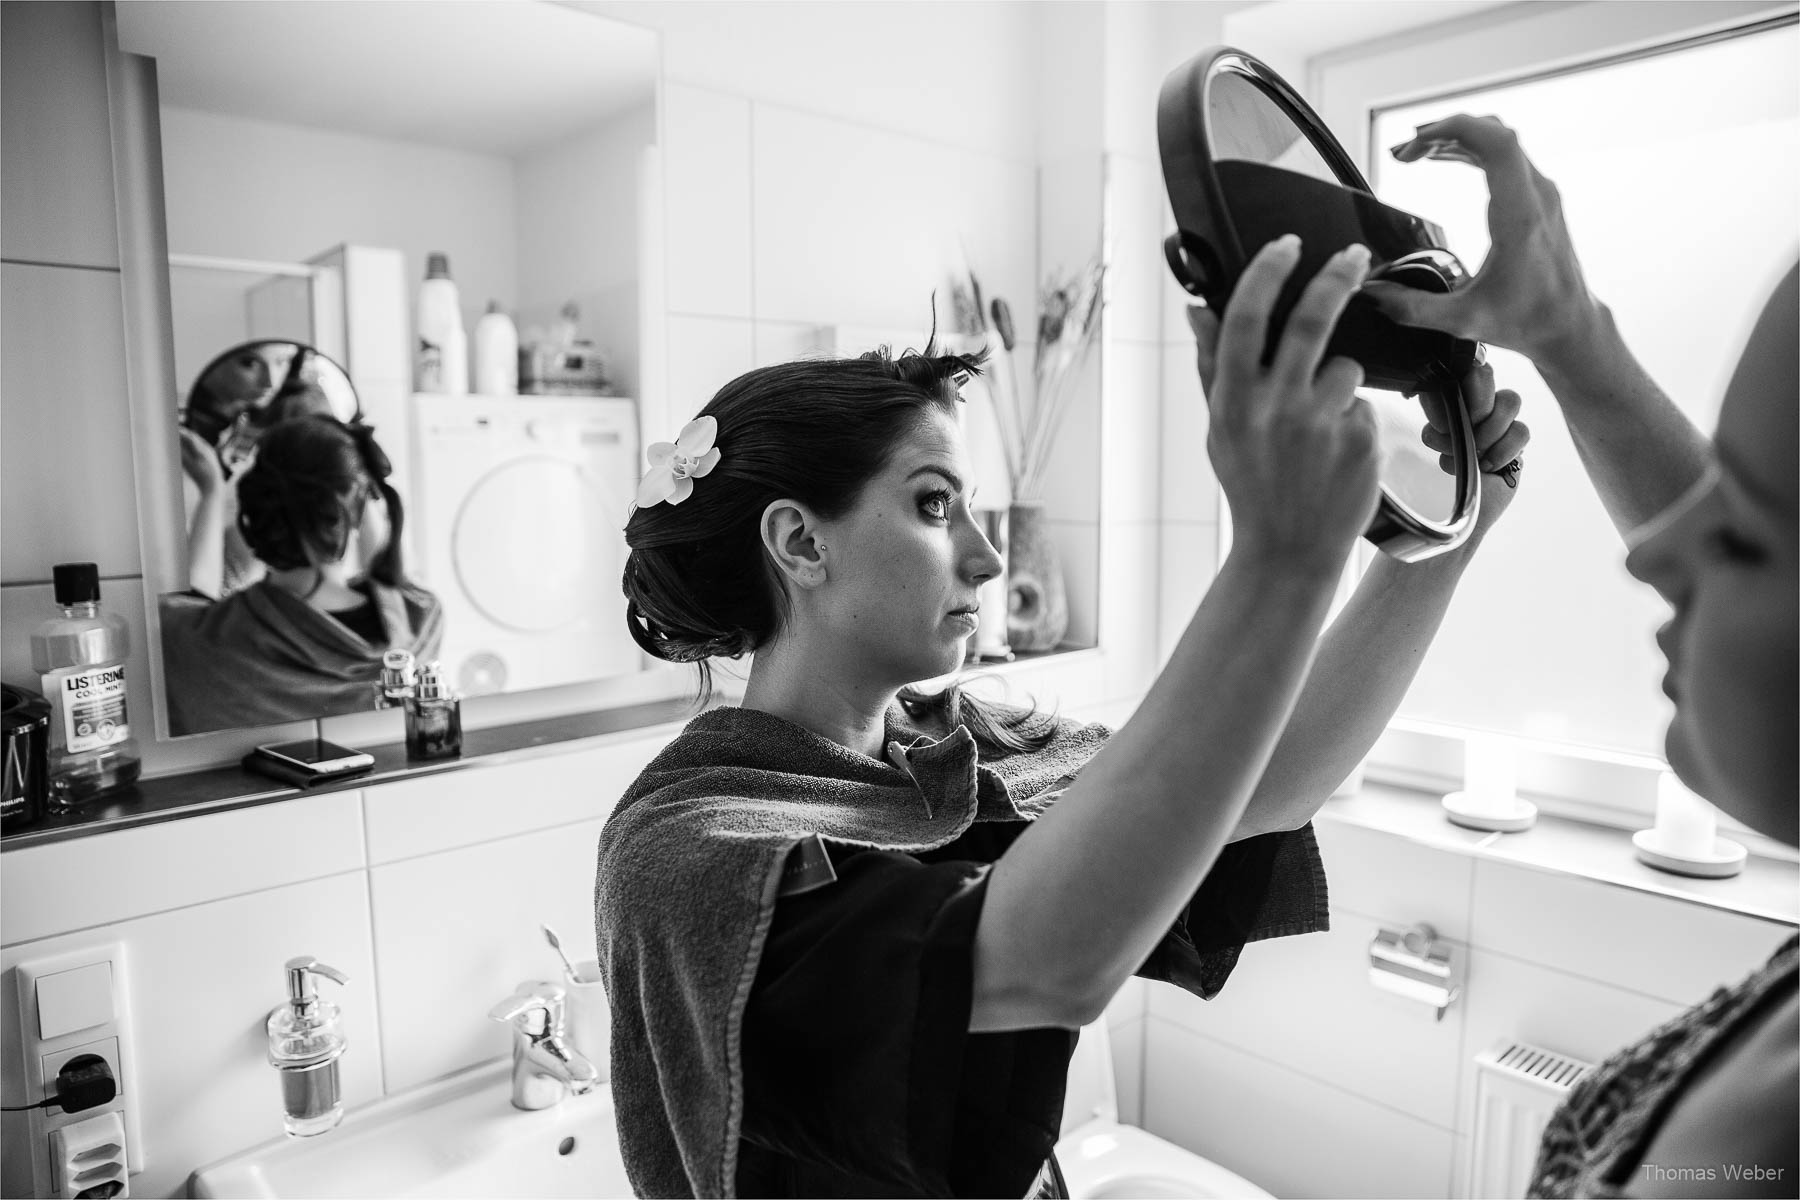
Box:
267, 956, 348, 1136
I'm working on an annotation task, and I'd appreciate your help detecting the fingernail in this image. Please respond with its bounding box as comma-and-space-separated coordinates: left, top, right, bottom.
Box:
1269, 233, 1301, 257
1185, 305, 1204, 333
1339, 244, 1371, 277
1388, 141, 1411, 156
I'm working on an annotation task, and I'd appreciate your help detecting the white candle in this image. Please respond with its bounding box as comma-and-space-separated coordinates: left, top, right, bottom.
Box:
1655, 772, 1717, 858
1464, 733, 1517, 812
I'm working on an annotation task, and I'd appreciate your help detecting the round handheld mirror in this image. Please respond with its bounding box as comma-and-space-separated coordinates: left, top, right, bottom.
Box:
182, 340, 362, 469
1158, 47, 1483, 560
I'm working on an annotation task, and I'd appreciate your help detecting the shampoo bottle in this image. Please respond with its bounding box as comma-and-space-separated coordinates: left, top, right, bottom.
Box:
473, 300, 519, 396
415, 252, 468, 395
28, 563, 141, 807
267, 956, 349, 1137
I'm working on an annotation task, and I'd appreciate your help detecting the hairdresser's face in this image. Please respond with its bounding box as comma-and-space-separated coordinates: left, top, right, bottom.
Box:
1625, 351, 1798, 846
808, 408, 1003, 686
203, 344, 297, 411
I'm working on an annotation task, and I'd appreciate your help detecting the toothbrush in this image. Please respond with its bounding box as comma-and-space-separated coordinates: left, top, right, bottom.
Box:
542, 923, 580, 979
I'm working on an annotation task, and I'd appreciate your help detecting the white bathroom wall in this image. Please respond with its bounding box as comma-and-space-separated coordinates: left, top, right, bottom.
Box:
159, 107, 521, 348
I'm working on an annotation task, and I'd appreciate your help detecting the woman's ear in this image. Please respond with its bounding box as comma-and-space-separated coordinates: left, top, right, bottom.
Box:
761, 498, 828, 588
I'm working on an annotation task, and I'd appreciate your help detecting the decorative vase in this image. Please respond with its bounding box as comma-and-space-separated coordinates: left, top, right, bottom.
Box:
1006, 500, 1068, 652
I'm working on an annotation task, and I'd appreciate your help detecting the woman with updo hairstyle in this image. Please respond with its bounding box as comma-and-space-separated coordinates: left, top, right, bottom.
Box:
160, 415, 443, 736
599, 275, 1529, 1196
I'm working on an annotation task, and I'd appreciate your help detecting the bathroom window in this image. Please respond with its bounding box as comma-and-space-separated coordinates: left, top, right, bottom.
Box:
1329, 10, 1798, 820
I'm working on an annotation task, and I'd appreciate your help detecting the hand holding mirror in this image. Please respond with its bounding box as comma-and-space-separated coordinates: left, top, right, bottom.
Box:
1158, 47, 1484, 560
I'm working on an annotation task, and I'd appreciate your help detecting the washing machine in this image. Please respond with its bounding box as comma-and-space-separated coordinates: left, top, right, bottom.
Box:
407, 393, 644, 698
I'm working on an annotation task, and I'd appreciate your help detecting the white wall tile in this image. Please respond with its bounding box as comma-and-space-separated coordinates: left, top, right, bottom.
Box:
1041, 155, 1105, 282
1100, 341, 1160, 524
368, 817, 609, 1091
665, 314, 754, 421
1048, 518, 1100, 651
1313, 817, 1477, 943
751, 105, 1036, 333
1147, 910, 1464, 1128
1467, 858, 1794, 1007
1036, 351, 1102, 524
0, 580, 314, 780
0, 0, 120, 269
586, 1, 1040, 164
1099, 521, 1159, 702
1104, 975, 1147, 1029
1, 265, 141, 584
751, 319, 830, 367
1159, 341, 1217, 524
0, 789, 365, 944
362, 734, 666, 864
1102, 154, 1164, 345
1110, 1015, 1145, 1128
663, 85, 752, 319
1157, 520, 1217, 665
1143, 1015, 1456, 1199
0, 873, 378, 1199
1456, 947, 1684, 1133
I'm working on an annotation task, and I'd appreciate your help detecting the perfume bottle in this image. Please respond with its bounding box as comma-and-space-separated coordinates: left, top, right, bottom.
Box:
405, 661, 462, 760
379, 648, 416, 709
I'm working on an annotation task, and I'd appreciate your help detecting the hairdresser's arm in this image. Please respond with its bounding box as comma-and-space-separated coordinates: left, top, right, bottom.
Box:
1364, 114, 1709, 538
179, 427, 227, 601
972, 238, 1381, 1033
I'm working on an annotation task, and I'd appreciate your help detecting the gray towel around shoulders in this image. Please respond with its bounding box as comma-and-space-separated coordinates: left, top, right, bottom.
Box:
593, 702, 1107, 1198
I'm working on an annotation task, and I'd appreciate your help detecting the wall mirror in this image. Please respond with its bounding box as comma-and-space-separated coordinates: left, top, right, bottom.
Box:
1158, 46, 1482, 561
109, 1, 663, 736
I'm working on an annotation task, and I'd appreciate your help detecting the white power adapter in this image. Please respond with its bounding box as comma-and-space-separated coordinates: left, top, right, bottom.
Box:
50, 1109, 128, 1199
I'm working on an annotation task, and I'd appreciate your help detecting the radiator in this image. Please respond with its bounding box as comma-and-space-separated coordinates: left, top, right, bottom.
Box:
1464, 1040, 1595, 1199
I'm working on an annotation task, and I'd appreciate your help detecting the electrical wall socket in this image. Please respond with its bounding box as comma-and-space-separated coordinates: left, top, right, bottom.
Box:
13, 941, 143, 1195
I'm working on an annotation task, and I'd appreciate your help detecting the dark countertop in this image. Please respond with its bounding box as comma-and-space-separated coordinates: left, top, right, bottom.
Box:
1, 696, 699, 852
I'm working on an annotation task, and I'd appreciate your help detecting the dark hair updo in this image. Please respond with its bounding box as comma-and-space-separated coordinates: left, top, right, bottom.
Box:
236, 415, 408, 589
623, 337, 1057, 753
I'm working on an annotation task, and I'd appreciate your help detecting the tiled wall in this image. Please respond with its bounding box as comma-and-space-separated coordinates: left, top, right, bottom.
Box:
1141, 809, 1795, 1198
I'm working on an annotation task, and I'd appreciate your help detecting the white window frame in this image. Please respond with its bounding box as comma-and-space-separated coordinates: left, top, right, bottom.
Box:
1286, 0, 1799, 857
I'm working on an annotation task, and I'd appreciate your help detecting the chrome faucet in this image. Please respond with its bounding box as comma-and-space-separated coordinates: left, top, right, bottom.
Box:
487, 981, 599, 1110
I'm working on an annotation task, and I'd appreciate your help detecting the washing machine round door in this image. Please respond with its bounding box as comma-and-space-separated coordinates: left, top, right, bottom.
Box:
452, 456, 619, 636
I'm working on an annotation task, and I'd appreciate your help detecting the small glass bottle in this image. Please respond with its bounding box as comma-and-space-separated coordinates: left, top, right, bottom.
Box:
405, 661, 462, 760
379, 648, 417, 709
267, 956, 348, 1137
28, 563, 141, 807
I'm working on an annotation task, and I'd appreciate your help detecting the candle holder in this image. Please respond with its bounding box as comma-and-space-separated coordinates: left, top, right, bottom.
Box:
1441, 732, 1537, 833
1633, 772, 1746, 878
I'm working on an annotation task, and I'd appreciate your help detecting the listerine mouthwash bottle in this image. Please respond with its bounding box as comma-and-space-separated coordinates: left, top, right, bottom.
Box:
29, 563, 141, 806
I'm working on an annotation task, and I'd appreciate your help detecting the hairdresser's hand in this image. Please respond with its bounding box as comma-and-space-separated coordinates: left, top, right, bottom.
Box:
1418, 362, 1532, 540
1362, 114, 1600, 369
178, 426, 225, 497
1190, 236, 1380, 571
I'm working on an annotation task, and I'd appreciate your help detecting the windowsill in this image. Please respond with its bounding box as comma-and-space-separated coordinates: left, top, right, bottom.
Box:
1321, 780, 1800, 928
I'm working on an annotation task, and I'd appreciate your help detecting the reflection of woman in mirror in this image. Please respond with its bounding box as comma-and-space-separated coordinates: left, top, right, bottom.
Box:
1367, 115, 1797, 1198
160, 416, 442, 736
595, 263, 1528, 1197
179, 344, 365, 598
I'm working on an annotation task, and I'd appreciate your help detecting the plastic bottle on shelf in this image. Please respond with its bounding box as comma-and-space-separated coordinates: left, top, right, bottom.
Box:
28, 563, 141, 807
473, 300, 519, 396
415, 252, 468, 395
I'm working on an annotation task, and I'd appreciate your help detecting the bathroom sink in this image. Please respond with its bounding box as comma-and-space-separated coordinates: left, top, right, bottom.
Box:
187, 1059, 630, 1198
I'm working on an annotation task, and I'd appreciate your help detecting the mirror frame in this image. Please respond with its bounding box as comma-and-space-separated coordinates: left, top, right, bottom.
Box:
1158, 46, 1483, 562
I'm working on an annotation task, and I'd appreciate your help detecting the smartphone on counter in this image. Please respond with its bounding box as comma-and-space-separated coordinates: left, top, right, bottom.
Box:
244, 737, 375, 787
